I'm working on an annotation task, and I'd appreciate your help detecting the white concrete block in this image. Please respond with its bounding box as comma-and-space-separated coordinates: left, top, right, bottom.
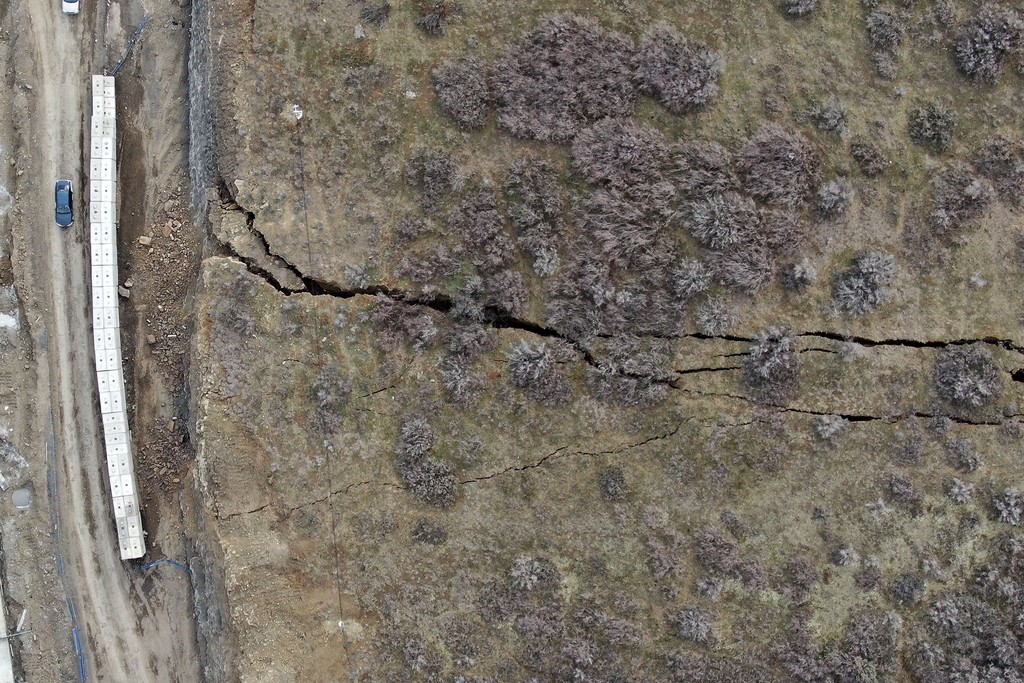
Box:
121, 475, 134, 497
99, 392, 113, 414
102, 410, 124, 428
98, 137, 114, 160
102, 307, 118, 330
112, 496, 126, 518
110, 391, 123, 413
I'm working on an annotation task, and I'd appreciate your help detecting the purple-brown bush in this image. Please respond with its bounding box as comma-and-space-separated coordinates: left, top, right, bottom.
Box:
636, 25, 723, 116
491, 13, 638, 142
955, 4, 1024, 83
736, 124, 822, 207
432, 56, 489, 129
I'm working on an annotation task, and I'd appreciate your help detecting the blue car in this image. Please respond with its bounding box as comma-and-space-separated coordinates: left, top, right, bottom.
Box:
55, 179, 73, 228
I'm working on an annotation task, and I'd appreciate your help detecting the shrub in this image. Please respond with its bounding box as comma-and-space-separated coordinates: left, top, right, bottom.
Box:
360, 3, 391, 27
411, 518, 448, 545
814, 414, 848, 441
929, 164, 995, 235
909, 103, 956, 153
812, 96, 847, 135
887, 472, 923, 513
696, 296, 735, 335
891, 573, 924, 604
785, 556, 821, 604
842, 609, 901, 667
492, 13, 638, 142
975, 136, 1024, 205
415, 0, 462, 36
395, 418, 457, 507
832, 251, 897, 316
371, 297, 440, 351
503, 158, 564, 275
600, 466, 626, 501
485, 269, 528, 316
710, 242, 774, 294
736, 124, 822, 206
686, 192, 757, 249
817, 178, 854, 218
850, 138, 887, 176
781, 0, 820, 18
955, 5, 1024, 83
586, 335, 673, 407
742, 326, 799, 404
447, 185, 516, 272
544, 241, 612, 343
934, 343, 1002, 408
636, 25, 723, 116
396, 418, 436, 468
694, 525, 741, 577
444, 323, 494, 358
866, 10, 905, 49
506, 340, 572, 407
947, 478, 975, 504
994, 487, 1022, 524
758, 208, 808, 256
672, 140, 737, 197
405, 148, 460, 213
309, 364, 352, 436
944, 436, 983, 472
696, 576, 723, 600
672, 259, 712, 302
671, 607, 716, 645
570, 119, 669, 187
508, 555, 561, 593
580, 181, 676, 268
432, 57, 489, 129
394, 244, 460, 284
781, 258, 817, 292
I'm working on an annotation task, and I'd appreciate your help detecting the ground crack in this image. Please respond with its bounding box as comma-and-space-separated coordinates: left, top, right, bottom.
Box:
460, 424, 683, 485
676, 387, 1015, 426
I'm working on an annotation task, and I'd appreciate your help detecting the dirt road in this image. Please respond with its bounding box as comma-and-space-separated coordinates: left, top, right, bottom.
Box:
2, 1, 199, 680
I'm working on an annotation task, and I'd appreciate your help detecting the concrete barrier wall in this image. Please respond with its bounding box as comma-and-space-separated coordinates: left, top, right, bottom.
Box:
89, 75, 145, 561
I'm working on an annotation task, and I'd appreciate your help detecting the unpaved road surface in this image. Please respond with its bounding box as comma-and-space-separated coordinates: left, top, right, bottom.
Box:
1, 0, 199, 680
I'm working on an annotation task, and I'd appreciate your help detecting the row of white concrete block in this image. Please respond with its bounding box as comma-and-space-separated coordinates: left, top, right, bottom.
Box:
90, 74, 145, 560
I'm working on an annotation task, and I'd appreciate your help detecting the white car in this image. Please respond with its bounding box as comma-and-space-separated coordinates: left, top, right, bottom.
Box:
62, 0, 80, 15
